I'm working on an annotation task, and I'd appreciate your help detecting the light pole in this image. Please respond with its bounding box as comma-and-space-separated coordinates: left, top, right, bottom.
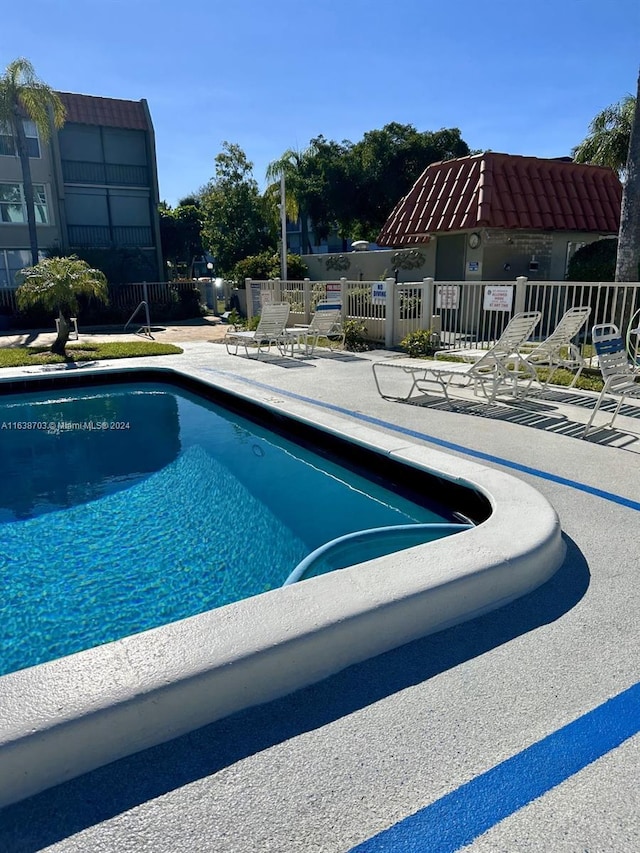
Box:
280, 172, 287, 282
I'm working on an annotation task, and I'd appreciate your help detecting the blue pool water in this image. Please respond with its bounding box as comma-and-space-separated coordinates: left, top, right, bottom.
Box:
0, 382, 460, 675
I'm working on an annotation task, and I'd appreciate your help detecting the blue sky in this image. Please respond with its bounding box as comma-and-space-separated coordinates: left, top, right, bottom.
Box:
3, 0, 639, 207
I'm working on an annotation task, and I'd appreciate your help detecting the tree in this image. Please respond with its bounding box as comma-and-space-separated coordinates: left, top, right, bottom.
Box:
573, 94, 636, 179
0, 58, 65, 265
16, 256, 108, 356
265, 147, 317, 253
573, 74, 640, 284
615, 70, 640, 282
344, 124, 470, 240
200, 143, 274, 275
159, 202, 204, 274
266, 124, 471, 248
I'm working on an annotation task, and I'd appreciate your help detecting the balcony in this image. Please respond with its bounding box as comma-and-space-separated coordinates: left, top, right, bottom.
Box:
68, 225, 153, 248
62, 160, 149, 187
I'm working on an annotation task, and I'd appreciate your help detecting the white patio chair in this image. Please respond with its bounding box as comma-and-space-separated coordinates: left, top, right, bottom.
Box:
373, 311, 542, 406
582, 323, 640, 438
523, 306, 591, 388
224, 302, 290, 358
290, 301, 345, 354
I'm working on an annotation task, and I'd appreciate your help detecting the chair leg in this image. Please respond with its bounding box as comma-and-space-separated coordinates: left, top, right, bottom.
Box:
569, 364, 584, 388
582, 386, 611, 438
609, 395, 626, 431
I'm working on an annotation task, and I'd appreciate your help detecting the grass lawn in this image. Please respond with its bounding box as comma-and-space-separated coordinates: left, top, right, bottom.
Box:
0, 341, 183, 369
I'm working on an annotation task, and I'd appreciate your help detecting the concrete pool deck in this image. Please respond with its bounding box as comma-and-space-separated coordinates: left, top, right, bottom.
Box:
0, 333, 639, 851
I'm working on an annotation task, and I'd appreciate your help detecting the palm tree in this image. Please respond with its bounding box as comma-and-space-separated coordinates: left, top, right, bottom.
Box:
615, 69, 640, 282
573, 94, 636, 179
16, 256, 108, 356
573, 74, 640, 283
0, 58, 65, 265
266, 148, 312, 254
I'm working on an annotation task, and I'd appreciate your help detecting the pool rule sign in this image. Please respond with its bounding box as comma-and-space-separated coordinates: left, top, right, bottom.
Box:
483, 285, 513, 312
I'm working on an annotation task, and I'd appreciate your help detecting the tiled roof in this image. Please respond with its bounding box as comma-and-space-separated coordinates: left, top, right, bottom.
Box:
56, 92, 150, 131
377, 153, 622, 246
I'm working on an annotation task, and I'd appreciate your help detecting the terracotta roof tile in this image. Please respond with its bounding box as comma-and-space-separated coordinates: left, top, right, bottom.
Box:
56, 92, 150, 130
377, 152, 622, 245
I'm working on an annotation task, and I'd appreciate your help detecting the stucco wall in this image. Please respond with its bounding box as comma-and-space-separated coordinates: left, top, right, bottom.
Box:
0, 139, 61, 252
301, 244, 436, 283
465, 229, 609, 282
302, 230, 610, 283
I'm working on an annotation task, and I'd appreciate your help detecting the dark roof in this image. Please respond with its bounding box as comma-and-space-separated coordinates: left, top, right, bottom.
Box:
377, 152, 622, 246
56, 92, 150, 131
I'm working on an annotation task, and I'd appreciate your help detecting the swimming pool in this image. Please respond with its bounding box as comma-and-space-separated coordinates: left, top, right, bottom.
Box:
0, 365, 564, 808
0, 382, 470, 676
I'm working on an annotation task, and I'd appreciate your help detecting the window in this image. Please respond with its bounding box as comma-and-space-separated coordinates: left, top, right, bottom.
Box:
0, 249, 34, 287
0, 120, 40, 158
0, 183, 49, 224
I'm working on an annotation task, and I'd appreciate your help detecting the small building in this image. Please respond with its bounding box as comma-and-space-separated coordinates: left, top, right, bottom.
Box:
0, 91, 163, 288
376, 152, 622, 281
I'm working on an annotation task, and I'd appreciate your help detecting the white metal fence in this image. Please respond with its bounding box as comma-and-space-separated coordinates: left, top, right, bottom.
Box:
247, 276, 640, 351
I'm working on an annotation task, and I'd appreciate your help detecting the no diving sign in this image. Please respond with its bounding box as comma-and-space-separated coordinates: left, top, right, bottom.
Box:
371, 282, 387, 304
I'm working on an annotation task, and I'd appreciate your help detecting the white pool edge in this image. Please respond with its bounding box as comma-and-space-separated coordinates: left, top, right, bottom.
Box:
0, 365, 565, 808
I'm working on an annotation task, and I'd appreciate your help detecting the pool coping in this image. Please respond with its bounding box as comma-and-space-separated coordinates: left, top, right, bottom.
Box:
0, 363, 565, 808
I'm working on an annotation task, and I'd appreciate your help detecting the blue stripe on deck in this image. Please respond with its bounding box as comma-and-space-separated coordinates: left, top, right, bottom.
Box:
348, 681, 640, 852
203, 368, 640, 513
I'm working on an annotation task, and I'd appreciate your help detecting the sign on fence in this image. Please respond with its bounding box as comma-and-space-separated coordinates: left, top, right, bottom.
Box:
483, 285, 513, 312
326, 282, 341, 294
371, 282, 387, 304
436, 285, 460, 309
250, 282, 273, 315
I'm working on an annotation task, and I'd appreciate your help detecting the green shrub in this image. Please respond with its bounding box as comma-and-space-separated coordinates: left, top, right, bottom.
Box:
566, 239, 617, 281
231, 251, 308, 285
400, 328, 440, 357
343, 318, 370, 352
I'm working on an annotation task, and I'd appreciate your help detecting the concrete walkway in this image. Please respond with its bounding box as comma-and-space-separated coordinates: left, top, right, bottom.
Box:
0, 315, 228, 349
0, 336, 639, 852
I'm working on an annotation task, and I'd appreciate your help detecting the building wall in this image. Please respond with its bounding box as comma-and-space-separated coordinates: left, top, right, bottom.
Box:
1, 98, 163, 289
434, 229, 608, 282
301, 243, 436, 282
301, 230, 609, 285
0, 122, 61, 286
58, 122, 160, 280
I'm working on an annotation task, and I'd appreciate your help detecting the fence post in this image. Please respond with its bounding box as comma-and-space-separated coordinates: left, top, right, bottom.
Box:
245, 278, 253, 321
422, 277, 435, 331
303, 278, 311, 323
385, 277, 395, 349
273, 278, 282, 302
340, 277, 347, 321
514, 276, 528, 315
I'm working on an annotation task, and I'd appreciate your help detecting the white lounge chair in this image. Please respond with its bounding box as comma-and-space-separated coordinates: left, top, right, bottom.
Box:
290, 301, 345, 354
523, 306, 591, 388
434, 310, 543, 364
582, 323, 640, 437
224, 301, 290, 358
373, 311, 542, 406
